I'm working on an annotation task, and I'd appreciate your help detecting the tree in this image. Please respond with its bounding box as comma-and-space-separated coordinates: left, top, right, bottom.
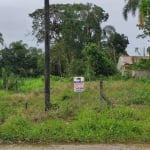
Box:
29, 3, 108, 77
0, 33, 4, 46
102, 25, 116, 39
107, 33, 129, 62
50, 41, 66, 76
29, 3, 108, 44
101, 25, 116, 49
139, 0, 150, 37
123, 0, 140, 20
0, 40, 44, 77
0, 41, 28, 76
82, 43, 116, 80
0, 40, 44, 91
123, 0, 150, 37
147, 46, 150, 56
27, 47, 44, 76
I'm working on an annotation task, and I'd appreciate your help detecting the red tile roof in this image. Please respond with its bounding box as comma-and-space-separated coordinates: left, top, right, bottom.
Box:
121, 56, 133, 64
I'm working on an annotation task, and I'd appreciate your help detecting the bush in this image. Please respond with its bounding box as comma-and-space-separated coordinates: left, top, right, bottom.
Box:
0, 117, 32, 141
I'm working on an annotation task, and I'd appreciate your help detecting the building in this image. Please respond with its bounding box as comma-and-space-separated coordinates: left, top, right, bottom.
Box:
117, 56, 150, 78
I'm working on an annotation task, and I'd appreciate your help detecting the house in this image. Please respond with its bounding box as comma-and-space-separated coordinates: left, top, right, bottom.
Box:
117, 56, 150, 78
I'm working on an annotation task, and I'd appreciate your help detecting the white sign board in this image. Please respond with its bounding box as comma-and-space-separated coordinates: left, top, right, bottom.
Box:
73, 77, 84, 92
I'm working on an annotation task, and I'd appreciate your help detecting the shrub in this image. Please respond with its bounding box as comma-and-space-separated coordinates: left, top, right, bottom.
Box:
0, 117, 32, 141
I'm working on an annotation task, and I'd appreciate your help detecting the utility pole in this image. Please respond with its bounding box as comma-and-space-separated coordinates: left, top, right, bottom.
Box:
44, 0, 51, 111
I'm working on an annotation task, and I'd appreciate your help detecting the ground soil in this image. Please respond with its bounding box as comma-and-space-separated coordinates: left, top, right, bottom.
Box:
0, 144, 150, 150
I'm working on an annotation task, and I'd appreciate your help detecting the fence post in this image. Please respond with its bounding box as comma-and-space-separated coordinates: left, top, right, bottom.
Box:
100, 79, 104, 103
24, 101, 28, 110
100, 79, 112, 106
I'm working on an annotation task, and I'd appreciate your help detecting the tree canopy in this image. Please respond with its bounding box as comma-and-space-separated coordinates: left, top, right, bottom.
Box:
0, 40, 44, 77
29, 3, 108, 45
28, 3, 130, 78
123, 0, 150, 38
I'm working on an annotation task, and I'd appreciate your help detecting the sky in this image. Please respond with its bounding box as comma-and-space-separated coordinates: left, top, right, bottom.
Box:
0, 0, 149, 56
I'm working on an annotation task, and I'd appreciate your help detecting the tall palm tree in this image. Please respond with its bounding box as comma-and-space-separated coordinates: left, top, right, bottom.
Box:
123, 0, 145, 27
123, 0, 141, 20
123, 0, 150, 35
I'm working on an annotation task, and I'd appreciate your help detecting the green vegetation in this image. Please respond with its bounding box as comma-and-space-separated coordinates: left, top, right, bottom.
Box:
0, 3, 130, 84
29, 3, 129, 77
0, 1, 150, 144
123, 0, 150, 38
0, 40, 44, 78
0, 77, 149, 143
133, 59, 150, 71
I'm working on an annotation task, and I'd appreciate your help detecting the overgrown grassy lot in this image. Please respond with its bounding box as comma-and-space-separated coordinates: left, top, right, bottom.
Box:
0, 76, 150, 143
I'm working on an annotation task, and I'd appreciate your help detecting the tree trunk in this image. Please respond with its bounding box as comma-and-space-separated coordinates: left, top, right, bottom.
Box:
44, 0, 51, 111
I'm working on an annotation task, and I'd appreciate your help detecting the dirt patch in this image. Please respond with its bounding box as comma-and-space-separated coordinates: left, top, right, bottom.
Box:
0, 144, 150, 150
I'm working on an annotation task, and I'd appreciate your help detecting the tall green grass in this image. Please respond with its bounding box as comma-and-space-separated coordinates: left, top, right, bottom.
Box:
0, 77, 150, 143
0, 108, 149, 143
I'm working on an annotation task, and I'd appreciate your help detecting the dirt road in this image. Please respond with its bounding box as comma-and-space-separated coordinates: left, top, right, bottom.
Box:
0, 144, 150, 150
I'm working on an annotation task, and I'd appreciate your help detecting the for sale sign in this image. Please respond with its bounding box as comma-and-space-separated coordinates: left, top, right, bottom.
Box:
73, 77, 84, 92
